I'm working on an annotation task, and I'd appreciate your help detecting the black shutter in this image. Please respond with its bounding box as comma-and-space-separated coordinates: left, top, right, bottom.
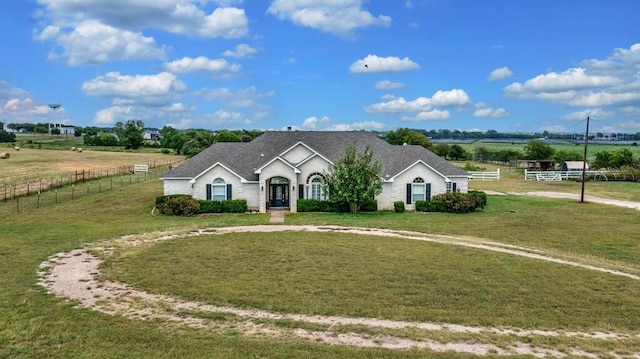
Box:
406, 183, 412, 204
426, 183, 431, 201
206, 184, 212, 200
299, 184, 304, 199
452, 182, 457, 193
226, 184, 232, 200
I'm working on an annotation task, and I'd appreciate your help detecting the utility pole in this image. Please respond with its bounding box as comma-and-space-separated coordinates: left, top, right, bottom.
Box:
580, 116, 590, 203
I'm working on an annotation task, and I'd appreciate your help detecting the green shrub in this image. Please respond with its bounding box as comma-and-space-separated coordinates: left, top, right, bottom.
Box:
160, 196, 200, 216
197, 199, 248, 213
415, 200, 429, 212
226, 199, 248, 213
298, 199, 340, 212
469, 190, 487, 209
360, 199, 378, 212
198, 200, 225, 213
156, 194, 191, 208
431, 192, 484, 213
394, 201, 405, 213
430, 200, 446, 212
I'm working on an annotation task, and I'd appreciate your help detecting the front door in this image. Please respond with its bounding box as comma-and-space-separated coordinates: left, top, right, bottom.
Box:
270, 184, 289, 207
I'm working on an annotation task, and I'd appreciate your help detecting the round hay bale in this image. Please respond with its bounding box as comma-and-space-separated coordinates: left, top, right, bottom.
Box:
0, 152, 9, 159
71, 147, 76, 151
76, 148, 83, 153
14, 146, 20, 151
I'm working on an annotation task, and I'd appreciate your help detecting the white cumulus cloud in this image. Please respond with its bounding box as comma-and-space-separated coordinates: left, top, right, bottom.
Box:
473, 102, 509, 118
222, 44, 259, 58
162, 56, 241, 74
81, 72, 186, 105
36, 0, 249, 39
488, 67, 513, 81
35, 20, 166, 66
302, 115, 331, 129
350, 55, 420, 73
267, 0, 391, 39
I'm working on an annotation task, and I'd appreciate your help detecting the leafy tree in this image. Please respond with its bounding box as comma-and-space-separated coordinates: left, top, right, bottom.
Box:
524, 139, 554, 160
474, 146, 492, 162
610, 148, 636, 168
0, 129, 16, 142
160, 126, 187, 154
35, 125, 48, 136
432, 143, 450, 158
593, 151, 612, 169
552, 150, 583, 164
50, 128, 61, 136
215, 130, 242, 142
494, 149, 522, 163
448, 144, 468, 160
324, 145, 382, 214
114, 119, 145, 150
386, 128, 432, 149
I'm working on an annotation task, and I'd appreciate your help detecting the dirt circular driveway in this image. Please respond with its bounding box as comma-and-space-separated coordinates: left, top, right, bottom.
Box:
38, 225, 640, 358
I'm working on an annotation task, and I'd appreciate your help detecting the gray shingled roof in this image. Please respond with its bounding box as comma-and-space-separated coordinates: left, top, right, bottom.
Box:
162, 131, 469, 181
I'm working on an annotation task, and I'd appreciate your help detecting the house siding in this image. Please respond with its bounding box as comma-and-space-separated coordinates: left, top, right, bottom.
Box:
281, 143, 314, 164
191, 166, 245, 203
385, 163, 450, 211
163, 179, 193, 196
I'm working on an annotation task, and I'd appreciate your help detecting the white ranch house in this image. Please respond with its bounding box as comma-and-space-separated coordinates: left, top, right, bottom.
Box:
161, 131, 471, 213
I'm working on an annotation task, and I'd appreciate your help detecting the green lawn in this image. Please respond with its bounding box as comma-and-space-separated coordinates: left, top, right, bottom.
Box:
105, 231, 640, 331
2, 178, 640, 357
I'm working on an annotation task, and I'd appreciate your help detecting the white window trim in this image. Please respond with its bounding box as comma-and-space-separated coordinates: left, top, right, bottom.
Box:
212, 178, 227, 201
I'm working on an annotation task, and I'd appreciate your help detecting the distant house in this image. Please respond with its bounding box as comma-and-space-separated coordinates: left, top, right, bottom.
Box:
144, 130, 161, 141
562, 161, 588, 171
161, 131, 471, 213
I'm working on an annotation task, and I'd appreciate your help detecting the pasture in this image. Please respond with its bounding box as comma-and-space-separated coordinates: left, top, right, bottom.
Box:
0, 147, 183, 188
1, 166, 640, 357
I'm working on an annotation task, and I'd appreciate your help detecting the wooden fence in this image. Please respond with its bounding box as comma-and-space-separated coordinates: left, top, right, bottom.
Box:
523, 170, 627, 181
469, 169, 500, 181
2, 158, 183, 201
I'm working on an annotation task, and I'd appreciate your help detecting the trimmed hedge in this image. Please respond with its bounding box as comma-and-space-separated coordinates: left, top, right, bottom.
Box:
197, 199, 248, 214
297, 199, 378, 213
394, 201, 405, 213
158, 196, 200, 216
415, 191, 486, 214
156, 195, 247, 215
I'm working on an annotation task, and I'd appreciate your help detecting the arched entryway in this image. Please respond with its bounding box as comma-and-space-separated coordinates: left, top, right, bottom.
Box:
267, 176, 290, 208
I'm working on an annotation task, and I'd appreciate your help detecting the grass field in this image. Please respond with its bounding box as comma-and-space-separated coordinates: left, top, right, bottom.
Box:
457, 141, 640, 161
2, 165, 640, 357
0, 147, 183, 187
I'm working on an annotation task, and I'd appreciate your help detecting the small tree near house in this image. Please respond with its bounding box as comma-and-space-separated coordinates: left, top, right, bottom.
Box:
324, 145, 382, 214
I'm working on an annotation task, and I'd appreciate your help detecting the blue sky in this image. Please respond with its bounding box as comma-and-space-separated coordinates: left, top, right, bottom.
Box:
1, 0, 639, 134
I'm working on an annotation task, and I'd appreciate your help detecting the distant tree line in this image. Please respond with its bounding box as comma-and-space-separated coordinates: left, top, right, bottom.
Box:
160, 127, 263, 156
412, 128, 640, 141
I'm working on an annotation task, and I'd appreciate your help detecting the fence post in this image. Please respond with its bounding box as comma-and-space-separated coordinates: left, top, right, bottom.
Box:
16, 197, 19, 214
37, 191, 40, 208
55, 189, 58, 204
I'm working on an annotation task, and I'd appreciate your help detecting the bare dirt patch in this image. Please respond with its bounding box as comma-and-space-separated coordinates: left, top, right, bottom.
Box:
38, 226, 640, 358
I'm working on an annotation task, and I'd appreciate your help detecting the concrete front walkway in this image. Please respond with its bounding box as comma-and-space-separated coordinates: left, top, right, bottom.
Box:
268, 209, 287, 223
